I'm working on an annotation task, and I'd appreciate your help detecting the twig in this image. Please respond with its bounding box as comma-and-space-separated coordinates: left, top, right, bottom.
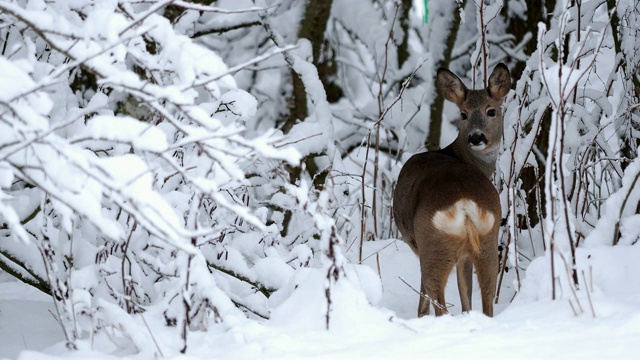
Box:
171, 0, 276, 14
374, 65, 422, 126
359, 239, 399, 263
207, 262, 275, 298
180, 45, 299, 91
359, 132, 371, 263
141, 313, 165, 357
273, 132, 322, 148
568, 299, 578, 316
398, 276, 448, 313
555, 249, 583, 315
232, 299, 269, 320
582, 270, 596, 318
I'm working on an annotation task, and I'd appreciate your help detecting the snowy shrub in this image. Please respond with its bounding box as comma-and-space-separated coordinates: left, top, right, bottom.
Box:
0, 0, 313, 353
495, 0, 640, 298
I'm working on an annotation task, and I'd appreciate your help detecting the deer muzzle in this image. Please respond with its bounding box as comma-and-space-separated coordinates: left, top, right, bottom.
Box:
468, 131, 488, 150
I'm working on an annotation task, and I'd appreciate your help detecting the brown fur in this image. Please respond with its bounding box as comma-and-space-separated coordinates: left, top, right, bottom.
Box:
393, 64, 511, 317
466, 216, 481, 255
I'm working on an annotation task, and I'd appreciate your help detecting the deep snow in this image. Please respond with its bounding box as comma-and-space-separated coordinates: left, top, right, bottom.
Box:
2, 240, 640, 359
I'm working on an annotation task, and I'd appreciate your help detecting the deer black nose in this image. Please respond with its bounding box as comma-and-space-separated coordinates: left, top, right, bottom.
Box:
468, 132, 488, 146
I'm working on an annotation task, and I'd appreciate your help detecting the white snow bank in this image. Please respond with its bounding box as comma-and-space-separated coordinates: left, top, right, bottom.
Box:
4, 242, 640, 359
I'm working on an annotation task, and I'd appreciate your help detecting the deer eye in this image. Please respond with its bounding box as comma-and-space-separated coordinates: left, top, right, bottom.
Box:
487, 109, 496, 117
461, 112, 468, 120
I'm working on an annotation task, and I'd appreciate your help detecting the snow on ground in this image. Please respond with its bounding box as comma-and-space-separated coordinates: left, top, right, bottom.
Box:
0, 274, 64, 359
2, 241, 640, 359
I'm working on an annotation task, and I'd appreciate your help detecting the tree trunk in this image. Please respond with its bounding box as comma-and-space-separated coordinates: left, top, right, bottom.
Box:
397, 0, 413, 70
505, 0, 556, 227
282, 0, 334, 134
426, 0, 466, 151
280, 0, 334, 237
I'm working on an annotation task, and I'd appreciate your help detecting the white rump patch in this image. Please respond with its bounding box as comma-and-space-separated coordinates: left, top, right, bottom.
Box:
432, 199, 495, 238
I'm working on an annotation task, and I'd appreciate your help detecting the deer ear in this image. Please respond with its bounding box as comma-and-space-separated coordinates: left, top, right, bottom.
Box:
487, 63, 511, 100
437, 68, 468, 105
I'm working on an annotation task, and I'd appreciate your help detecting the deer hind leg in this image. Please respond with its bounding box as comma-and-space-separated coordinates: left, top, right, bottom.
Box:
419, 257, 455, 317
456, 257, 473, 313
417, 276, 430, 317
471, 237, 499, 317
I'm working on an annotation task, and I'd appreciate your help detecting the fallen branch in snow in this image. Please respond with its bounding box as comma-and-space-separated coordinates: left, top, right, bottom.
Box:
0, 205, 41, 231
0, 248, 51, 295
231, 298, 269, 320
207, 262, 275, 298
399, 277, 448, 314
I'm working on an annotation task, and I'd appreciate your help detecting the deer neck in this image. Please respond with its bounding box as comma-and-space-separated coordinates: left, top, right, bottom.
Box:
448, 136, 499, 179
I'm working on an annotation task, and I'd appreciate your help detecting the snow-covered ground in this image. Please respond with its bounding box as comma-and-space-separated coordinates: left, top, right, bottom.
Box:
2, 240, 639, 359
0, 278, 64, 359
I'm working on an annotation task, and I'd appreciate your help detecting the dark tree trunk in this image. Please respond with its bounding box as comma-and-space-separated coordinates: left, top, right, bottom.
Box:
505, 0, 556, 227
397, 0, 413, 70
282, 0, 334, 134
426, 0, 466, 151
280, 0, 335, 236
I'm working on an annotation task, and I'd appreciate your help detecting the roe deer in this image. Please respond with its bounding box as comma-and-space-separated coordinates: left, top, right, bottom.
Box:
393, 64, 510, 317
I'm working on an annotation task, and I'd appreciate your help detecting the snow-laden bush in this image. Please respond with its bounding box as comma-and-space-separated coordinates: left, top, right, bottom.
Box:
0, 0, 360, 354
